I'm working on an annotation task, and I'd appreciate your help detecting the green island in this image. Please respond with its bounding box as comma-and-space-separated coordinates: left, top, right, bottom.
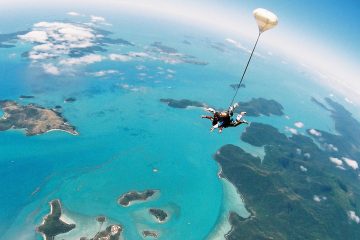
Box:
84, 224, 123, 240
160, 97, 283, 117
36, 199, 76, 240
149, 208, 168, 223
142, 230, 159, 238
235, 97, 284, 116
0, 100, 78, 136
160, 98, 206, 109
214, 98, 360, 239
118, 190, 159, 207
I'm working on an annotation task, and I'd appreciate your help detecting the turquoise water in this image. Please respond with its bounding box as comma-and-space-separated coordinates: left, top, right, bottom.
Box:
0, 11, 343, 240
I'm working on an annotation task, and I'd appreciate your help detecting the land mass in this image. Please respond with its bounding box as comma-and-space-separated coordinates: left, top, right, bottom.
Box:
0, 100, 78, 136
160, 98, 206, 109
214, 98, 360, 239
160, 97, 284, 116
149, 208, 168, 223
36, 199, 76, 240
86, 225, 123, 240
118, 190, 158, 207
142, 230, 159, 238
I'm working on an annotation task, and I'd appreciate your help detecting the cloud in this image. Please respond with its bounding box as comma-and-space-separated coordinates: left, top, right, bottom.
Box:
109, 53, 131, 62
329, 157, 343, 166
59, 54, 104, 65
18, 30, 48, 43
90, 70, 120, 77
313, 195, 321, 202
300, 165, 307, 172
324, 143, 338, 152
348, 211, 360, 224
285, 126, 298, 135
225, 38, 249, 52
294, 121, 304, 128
18, 21, 99, 64
342, 157, 359, 170
90, 15, 108, 24
67, 11, 80, 16
344, 97, 354, 105
309, 129, 321, 137
42, 63, 60, 75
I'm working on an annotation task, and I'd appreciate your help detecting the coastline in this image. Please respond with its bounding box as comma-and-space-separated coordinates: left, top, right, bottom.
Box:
207, 164, 250, 240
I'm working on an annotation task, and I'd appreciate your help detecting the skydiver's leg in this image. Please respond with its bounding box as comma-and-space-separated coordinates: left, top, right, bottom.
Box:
211, 122, 220, 132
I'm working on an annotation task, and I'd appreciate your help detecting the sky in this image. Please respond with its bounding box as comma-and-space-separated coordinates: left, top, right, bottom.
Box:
1, 0, 360, 103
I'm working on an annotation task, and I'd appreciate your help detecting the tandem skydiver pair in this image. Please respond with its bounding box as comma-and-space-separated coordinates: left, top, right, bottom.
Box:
201, 103, 248, 133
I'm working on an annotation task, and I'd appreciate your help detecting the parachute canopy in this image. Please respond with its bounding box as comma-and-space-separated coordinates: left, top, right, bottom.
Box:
253, 8, 278, 33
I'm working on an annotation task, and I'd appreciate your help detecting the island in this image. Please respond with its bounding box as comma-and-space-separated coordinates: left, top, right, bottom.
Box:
36, 199, 76, 240
160, 98, 206, 109
160, 97, 284, 117
214, 98, 360, 239
0, 100, 78, 136
19, 95, 35, 99
88, 224, 123, 240
118, 190, 159, 207
79, 215, 123, 240
236, 97, 284, 116
142, 230, 159, 238
149, 208, 168, 223
64, 97, 76, 103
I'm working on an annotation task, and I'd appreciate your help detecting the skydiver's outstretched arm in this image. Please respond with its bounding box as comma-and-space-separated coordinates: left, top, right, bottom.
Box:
201, 115, 213, 120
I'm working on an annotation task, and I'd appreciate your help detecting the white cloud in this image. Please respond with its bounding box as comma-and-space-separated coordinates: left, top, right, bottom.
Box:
329, 157, 343, 166
300, 165, 307, 172
18, 21, 105, 73
42, 63, 60, 75
67, 11, 80, 16
325, 143, 338, 152
336, 166, 346, 170
90, 70, 119, 77
225, 38, 249, 52
348, 211, 360, 224
309, 129, 322, 137
304, 153, 311, 159
294, 121, 304, 128
91, 15, 106, 23
313, 195, 321, 202
109, 53, 131, 62
285, 126, 298, 135
59, 54, 104, 65
342, 157, 359, 170
18, 30, 48, 43
344, 97, 354, 105
29, 52, 55, 60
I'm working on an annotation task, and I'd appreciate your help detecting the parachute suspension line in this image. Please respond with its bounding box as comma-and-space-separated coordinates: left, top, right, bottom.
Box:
229, 32, 261, 108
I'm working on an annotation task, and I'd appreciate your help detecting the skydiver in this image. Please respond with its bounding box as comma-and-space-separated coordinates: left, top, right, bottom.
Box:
201, 103, 247, 133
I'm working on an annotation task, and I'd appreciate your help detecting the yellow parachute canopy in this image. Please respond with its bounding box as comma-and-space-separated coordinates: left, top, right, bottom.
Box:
253, 8, 278, 33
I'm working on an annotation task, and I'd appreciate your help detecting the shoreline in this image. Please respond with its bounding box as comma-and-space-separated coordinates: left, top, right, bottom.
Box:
207, 163, 252, 240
